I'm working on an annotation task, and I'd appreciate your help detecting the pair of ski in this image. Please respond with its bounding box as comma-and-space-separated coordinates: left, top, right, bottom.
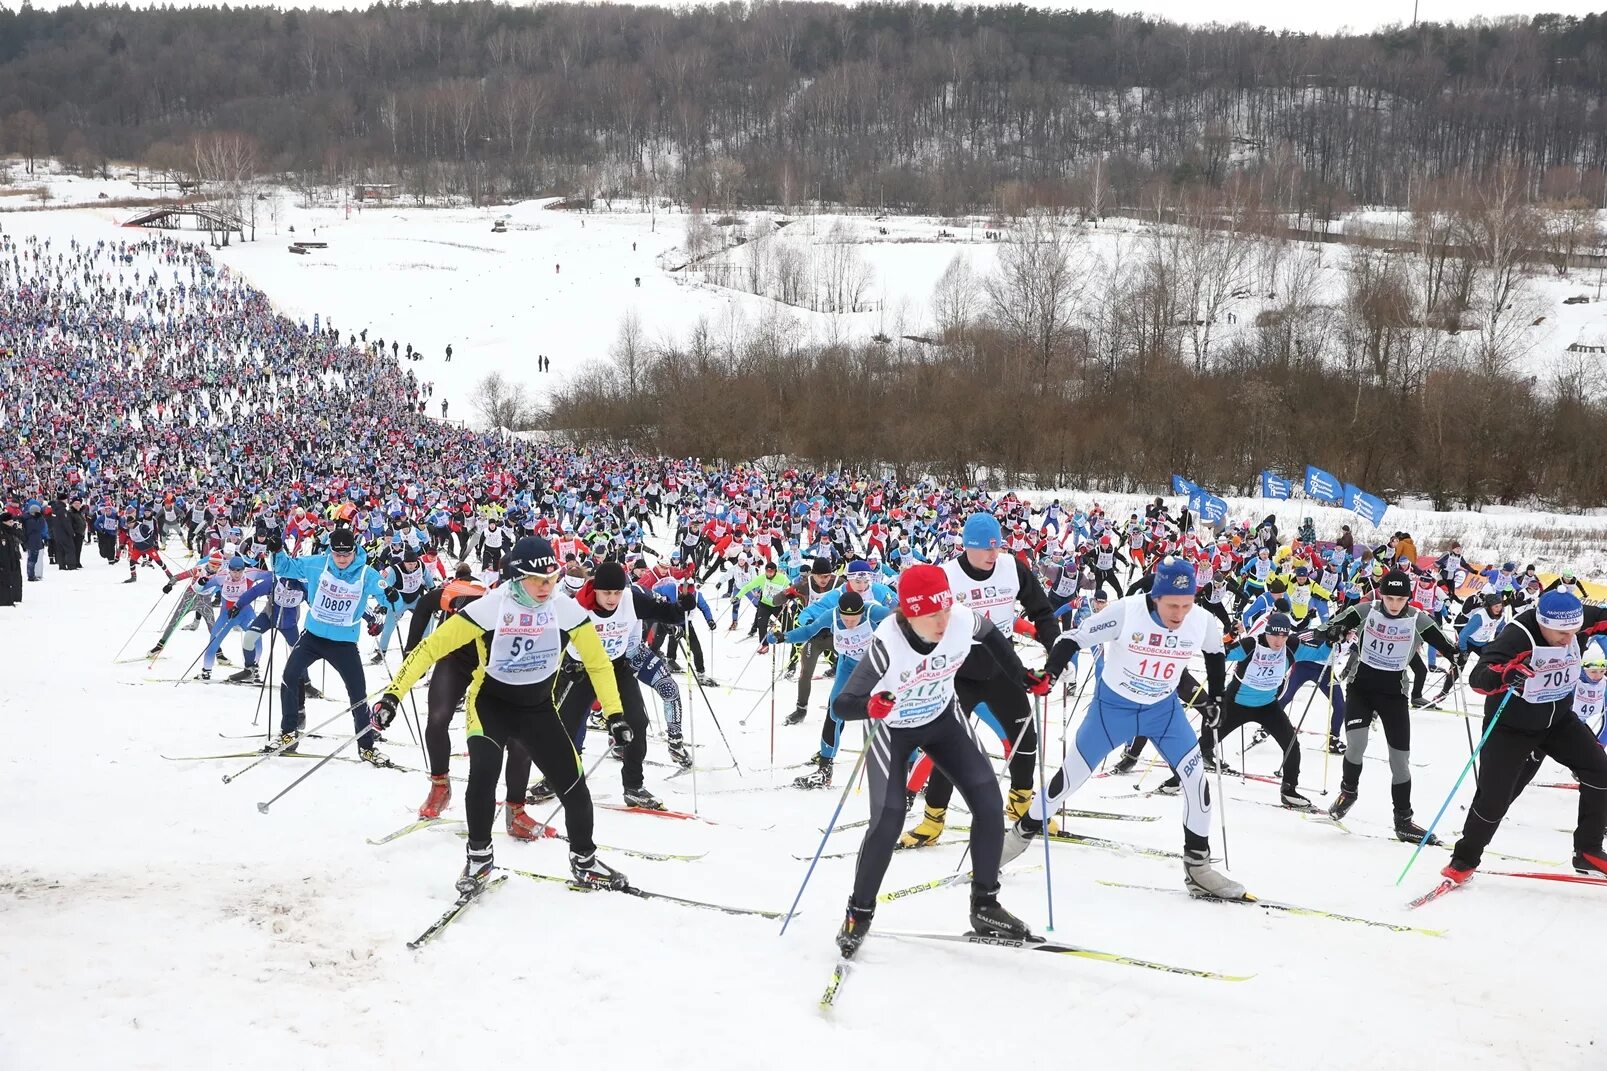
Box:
821, 928, 1253, 1009
407, 865, 781, 949
821, 807, 1153, 836
1299, 812, 1560, 866
1408, 868, 1607, 909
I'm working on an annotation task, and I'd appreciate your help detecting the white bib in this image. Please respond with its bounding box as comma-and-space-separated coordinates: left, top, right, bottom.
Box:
1523, 644, 1580, 705
1100, 596, 1208, 704
943, 557, 1021, 630
832, 611, 876, 662
1471, 611, 1501, 645
465, 587, 588, 686
1240, 643, 1289, 693
272, 577, 304, 608
869, 604, 976, 729
576, 592, 641, 662
309, 568, 364, 628
1359, 610, 1416, 672
1575, 673, 1606, 724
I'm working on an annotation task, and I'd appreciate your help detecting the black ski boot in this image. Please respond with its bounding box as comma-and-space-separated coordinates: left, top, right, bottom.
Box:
1280, 786, 1315, 811
969, 885, 1034, 941
783, 706, 807, 726
623, 785, 665, 810
527, 779, 555, 804
1572, 850, 1607, 876
1328, 788, 1358, 821
793, 755, 832, 790
228, 666, 260, 684
1394, 812, 1439, 845
457, 843, 494, 894
570, 851, 629, 890
1109, 749, 1141, 775
835, 899, 875, 959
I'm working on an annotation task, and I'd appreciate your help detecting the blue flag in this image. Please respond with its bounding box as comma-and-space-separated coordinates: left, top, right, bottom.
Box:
1304, 466, 1342, 504
1260, 470, 1292, 500
1171, 474, 1196, 496
1199, 493, 1229, 523
1343, 484, 1389, 526
1187, 487, 1207, 516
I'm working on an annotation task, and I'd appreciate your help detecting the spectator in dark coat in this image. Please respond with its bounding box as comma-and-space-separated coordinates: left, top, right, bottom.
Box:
21, 499, 50, 581
48, 497, 76, 571
0, 504, 23, 605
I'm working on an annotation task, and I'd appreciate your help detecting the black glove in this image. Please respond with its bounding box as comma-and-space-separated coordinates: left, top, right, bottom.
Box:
677, 590, 697, 610
606, 713, 633, 748
1198, 701, 1222, 730
263, 530, 283, 553
371, 694, 400, 730
162, 581, 174, 594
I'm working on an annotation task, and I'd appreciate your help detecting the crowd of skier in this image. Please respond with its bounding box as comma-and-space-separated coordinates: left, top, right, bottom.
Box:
6, 227, 1607, 956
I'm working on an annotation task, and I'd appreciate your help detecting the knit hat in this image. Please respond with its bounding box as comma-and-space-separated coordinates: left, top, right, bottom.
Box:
846, 560, 875, 575
899, 564, 953, 617
811, 557, 834, 576
837, 591, 866, 616
1150, 556, 1196, 598
1263, 612, 1294, 636
592, 561, 628, 590
1379, 569, 1411, 597
961, 512, 1002, 550
1537, 590, 1584, 631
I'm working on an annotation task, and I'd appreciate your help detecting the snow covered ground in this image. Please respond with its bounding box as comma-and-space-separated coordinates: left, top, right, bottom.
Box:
4, 548, 1607, 1069
5, 185, 1607, 1067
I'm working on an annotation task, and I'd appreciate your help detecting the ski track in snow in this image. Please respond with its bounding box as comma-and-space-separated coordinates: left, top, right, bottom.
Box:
4, 559, 1607, 1069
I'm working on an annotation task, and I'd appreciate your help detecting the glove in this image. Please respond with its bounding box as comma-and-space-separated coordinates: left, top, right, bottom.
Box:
366, 616, 383, 637
606, 713, 634, 748
677, 590, 697, 610
371, 694, 400, 730
1495, 651, 1533, 685
1198, 701, 1222, 729
162, 581, 174, 594
263, 530, 282, 553
1023, 668, 1053, 696
866, 691, 896, 720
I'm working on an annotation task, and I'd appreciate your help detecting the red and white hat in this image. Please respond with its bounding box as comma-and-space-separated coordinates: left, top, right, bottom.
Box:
899, 564, 953, 618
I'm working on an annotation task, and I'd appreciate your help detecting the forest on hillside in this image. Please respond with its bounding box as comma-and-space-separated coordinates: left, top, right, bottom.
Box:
2, 4, 1607, 212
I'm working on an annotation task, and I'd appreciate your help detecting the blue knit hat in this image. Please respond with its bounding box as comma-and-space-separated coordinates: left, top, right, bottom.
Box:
1537, 590, 1584, 631
1151, 556, 1196, 598
962, 512, 1002, 550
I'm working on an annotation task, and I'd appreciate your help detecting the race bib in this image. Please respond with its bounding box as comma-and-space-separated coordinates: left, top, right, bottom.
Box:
488, 605, 560, 682
1241, 645, 1287, 692
1359, 614, 1415, 672
310, 572, 363, 627
1522, 645, 1580, 704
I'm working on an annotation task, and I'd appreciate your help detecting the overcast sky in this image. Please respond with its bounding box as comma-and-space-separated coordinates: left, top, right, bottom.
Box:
10, 0, 1603, 35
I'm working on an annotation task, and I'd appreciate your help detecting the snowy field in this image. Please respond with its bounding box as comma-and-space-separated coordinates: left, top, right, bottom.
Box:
4, 547, 1607, 1069
6, 170, 1607, 1068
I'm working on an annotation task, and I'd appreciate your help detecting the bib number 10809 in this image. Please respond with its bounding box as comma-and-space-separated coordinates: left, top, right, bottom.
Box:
1136, 659, 1178, 681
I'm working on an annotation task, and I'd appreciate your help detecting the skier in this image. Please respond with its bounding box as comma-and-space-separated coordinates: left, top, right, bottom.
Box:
1002, 556, 1244, 899
1314, 569, 1460, 840
376, 536, 631, 893
1443, 590, 1607, 883
831, 564, 1040, 956
899, 512, 1060, 847
1214, 613, 1316, 810
784, 589, 892, 789
268, 526, 391, 761
555, 561, 694, 810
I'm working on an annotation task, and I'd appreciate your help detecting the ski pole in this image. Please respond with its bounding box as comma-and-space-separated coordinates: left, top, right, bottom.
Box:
222, 684, 385, 784
779, 726, 874, 936
531, 747, 613, 835
381, 645, 430, 772
1321, 651, 1340, 798
724, 639, 762, 696
1395, 688, 1513, 885
1211, 715, 1229, 869
256, 721, 375, 813
1037, 693, 1055, 932
737, 673, 779, 728
1456, 679, 1478, 780
114, 582, 175, 661
252, 603, 280, 730
687, 664, 744, 775
687, 657, 699, 815
955, 706, 1041, 874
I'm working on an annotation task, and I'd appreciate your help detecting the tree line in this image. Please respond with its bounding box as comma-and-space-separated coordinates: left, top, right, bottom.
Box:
3, 4, 1607, 212
540, 181, 1605, 509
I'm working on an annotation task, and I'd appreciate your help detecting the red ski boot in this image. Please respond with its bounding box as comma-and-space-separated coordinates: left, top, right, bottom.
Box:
418, 775, 452, 819
505, 802, 557, 841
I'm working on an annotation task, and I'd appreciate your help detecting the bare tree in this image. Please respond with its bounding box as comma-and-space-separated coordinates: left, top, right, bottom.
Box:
931, 251, 978, 339
985, 209, 1086, 376
612, 310, 646, 394
472, 371, 531, 431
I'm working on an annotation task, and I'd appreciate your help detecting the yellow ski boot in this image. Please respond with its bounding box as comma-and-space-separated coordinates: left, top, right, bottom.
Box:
1006, 789, 1058, 833
897, 806, 947, 849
